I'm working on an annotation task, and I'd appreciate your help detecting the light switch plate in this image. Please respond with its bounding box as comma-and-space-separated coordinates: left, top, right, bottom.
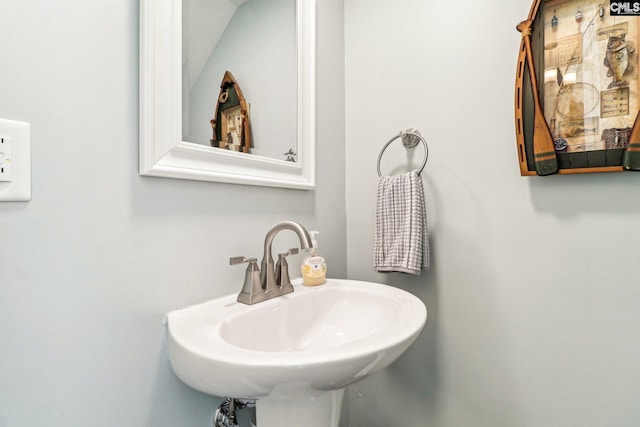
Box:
0, 118, 31, 201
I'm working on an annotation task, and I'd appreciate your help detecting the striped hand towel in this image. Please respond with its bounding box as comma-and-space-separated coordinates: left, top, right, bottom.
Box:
374, 170, 429, 275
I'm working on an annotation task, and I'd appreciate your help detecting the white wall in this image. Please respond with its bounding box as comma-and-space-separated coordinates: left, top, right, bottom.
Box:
0, 1, 345, 426
345, 0, 640, 426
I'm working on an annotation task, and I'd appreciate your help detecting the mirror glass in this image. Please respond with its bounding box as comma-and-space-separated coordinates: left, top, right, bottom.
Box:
182, 0, 298, 162
139, 0, 315, 189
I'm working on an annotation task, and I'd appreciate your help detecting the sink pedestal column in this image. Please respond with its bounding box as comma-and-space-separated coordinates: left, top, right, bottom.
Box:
256, 389, 344, 427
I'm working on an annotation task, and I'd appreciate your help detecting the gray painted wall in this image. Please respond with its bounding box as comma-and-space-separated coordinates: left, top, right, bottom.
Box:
0, 0, 345, 426
345, 0, 640, 426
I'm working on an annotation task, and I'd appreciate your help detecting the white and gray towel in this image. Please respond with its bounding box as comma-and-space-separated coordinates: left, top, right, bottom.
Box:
374, 170, 429, 275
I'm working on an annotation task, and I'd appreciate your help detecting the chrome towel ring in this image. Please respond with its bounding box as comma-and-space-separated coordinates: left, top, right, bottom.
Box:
377, 128, 429, 177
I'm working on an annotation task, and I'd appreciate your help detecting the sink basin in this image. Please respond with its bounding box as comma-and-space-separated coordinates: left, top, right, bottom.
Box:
165, 278, 426, 426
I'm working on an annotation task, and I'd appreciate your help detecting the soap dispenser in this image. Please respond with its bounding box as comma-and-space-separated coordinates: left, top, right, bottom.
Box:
300, 231, 327, 286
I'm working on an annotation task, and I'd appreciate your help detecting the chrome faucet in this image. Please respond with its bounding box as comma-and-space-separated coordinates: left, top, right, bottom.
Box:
261, 221, 312, 293
231, 221, 312, 305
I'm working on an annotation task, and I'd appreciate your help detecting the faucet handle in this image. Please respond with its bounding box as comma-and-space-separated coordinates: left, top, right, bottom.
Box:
230, 256, 257, 265
275, 248, 299, 295
231, 257, 265, 305
278, 248, 299, 258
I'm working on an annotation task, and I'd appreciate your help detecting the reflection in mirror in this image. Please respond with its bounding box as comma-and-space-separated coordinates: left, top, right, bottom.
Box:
182, 0, 297, 162
210, 71, 252, 153
139, 0, 315, 189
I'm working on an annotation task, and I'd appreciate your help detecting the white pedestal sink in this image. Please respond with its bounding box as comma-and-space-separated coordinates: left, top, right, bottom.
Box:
165, 279, 427, 427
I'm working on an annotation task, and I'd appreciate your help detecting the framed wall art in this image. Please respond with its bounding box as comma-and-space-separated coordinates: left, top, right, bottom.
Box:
515, 0, 640, 175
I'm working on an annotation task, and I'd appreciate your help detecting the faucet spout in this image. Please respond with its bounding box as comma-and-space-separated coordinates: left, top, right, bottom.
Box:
260, 221, 312, 292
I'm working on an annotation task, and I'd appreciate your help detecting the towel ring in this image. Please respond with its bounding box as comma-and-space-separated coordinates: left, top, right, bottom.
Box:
377, 129, 429, 177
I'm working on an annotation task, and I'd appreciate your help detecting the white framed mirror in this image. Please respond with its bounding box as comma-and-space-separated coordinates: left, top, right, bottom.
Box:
140, 0, 316, 189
